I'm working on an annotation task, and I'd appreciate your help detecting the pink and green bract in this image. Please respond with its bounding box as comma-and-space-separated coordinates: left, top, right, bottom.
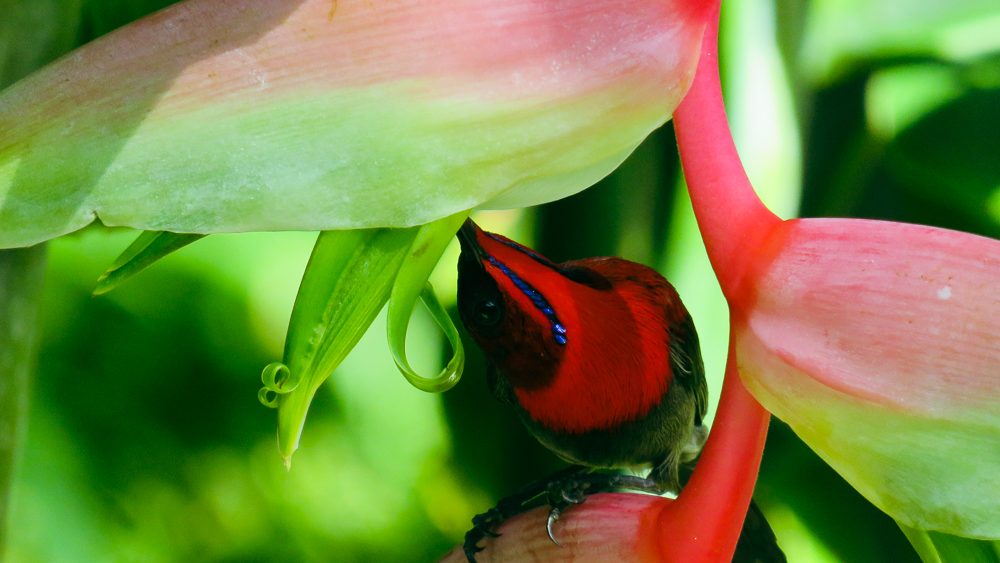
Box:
0, 0, 708, 249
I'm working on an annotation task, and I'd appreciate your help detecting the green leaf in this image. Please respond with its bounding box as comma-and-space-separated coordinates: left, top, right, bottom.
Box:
900, 523, 1000, 563
93, 231, 204, 295
888, 85, 1000, 234
267, 227, 420, 466
386, 212, 468, 393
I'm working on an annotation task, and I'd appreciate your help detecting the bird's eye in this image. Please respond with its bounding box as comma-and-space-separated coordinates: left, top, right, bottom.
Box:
473, 298, 503, 327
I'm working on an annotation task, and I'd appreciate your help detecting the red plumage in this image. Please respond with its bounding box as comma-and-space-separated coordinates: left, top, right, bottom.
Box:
456, 219, 707, 491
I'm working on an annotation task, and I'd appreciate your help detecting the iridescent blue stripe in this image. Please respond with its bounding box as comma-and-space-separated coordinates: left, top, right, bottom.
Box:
487, 256, 567, 346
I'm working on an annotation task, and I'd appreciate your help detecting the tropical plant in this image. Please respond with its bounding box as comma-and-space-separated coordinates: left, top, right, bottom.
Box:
1, 0, 997, 561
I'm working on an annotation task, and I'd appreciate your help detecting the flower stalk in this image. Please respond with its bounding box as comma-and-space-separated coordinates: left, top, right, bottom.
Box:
661, 1, 773, 558
673, 0, 779, 304
659, 342, 769, 560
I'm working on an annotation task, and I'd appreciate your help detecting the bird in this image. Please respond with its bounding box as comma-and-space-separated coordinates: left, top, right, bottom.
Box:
456, 218, 713, 556
457, 218, 708, 493
454, 219, 787, 562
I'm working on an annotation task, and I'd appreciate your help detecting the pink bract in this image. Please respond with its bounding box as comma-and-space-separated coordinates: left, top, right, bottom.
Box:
0, 0, 710, 248
675, 0, 1000, 540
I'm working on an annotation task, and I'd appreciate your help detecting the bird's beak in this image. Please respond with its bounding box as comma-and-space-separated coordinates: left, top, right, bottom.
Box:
457, 218, 489, 264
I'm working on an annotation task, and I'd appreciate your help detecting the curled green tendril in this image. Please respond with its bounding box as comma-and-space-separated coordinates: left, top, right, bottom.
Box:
258, 388, 280, 409
258, 362, 299, 408
386, 212, 468, 393
388, 283, 465, 393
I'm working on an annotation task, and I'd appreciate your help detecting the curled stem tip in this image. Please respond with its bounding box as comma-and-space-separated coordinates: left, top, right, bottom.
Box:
258, 362, 298, 408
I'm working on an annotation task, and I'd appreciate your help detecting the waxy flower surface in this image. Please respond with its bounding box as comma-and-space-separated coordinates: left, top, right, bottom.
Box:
734, 218, 1000, 537
0, 0, 708, 248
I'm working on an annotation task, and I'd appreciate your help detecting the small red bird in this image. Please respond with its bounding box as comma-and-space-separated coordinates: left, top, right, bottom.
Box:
457, 218, 708, 492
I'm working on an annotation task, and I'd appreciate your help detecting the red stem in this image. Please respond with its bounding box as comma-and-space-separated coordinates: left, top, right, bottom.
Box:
657, 336, 770, 561
673, 0, 780, 301
656, 2, 774, 559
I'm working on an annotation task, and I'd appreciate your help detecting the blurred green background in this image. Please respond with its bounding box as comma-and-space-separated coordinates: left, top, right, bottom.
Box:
3, 0, 999, 561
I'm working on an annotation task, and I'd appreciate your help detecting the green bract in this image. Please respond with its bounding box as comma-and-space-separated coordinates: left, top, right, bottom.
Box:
254, 213, 466, 464
259, 226, 416, 464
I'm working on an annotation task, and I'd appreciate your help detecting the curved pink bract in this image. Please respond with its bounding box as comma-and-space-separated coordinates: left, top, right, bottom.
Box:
438, 494, 669, 562
743, 218, 1000, 416
0, 0, 713, 248
673, 0, 1000, 538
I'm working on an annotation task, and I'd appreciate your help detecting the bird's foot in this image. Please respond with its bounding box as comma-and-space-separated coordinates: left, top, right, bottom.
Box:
544, 474, 593, 545
542, 472, 663, 545
461, 469, 662, 561
463, 506, 504, 562
462, 467, 586, 562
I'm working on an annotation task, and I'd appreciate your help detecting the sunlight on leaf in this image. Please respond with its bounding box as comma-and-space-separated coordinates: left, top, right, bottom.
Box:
801, 0, 1000, 84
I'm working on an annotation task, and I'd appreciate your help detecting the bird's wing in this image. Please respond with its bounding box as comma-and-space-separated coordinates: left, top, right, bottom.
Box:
669, 312, 709, 426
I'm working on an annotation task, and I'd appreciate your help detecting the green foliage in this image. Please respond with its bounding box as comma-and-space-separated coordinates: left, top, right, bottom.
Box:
269, 227, 420, 464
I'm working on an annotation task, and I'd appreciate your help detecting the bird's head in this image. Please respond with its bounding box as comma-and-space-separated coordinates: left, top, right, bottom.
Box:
456, 219, 695, 433
456, 219, 580, 388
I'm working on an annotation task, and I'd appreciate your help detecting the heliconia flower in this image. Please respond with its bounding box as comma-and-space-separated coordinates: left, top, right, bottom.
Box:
0, 0, 710, 249
455, 3, 998, 557
674, 0, 1000, 542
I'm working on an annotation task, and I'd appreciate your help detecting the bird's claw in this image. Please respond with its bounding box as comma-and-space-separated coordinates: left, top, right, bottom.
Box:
464, 507, 506, 562
462, 468, 656, 559
546, 507, 562, 545
543, 474, 592, 545
472, 508, 504, 537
